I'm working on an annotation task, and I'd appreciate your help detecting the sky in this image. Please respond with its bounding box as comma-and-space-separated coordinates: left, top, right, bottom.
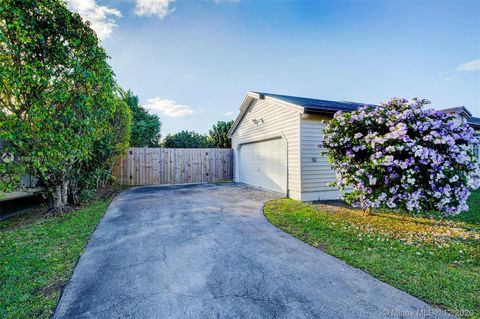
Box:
67, 0, 480, 135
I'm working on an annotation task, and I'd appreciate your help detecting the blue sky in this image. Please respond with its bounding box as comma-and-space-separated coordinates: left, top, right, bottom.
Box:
68, 0, 480, 135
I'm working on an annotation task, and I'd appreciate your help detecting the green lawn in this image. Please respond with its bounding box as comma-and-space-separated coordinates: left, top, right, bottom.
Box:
451, 190, 480, 225
264, 191, 480, 318
0, 199, 112, 319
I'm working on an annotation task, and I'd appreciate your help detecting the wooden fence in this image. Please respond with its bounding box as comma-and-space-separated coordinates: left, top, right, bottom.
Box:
112, 148, 233, 186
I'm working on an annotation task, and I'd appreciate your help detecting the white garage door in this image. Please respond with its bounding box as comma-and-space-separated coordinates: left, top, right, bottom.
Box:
238, 138, 287, 194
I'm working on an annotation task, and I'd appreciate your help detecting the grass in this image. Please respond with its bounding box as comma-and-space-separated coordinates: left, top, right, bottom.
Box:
0, 199, 112, 319
264, 191, 480, 318
451, 190, 480, 225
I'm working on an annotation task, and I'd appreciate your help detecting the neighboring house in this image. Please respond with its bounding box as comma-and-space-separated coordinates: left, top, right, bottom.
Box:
440, 106, 480, 161
0, 140, 39, 189
228, 91, 480, 201
469, 118, 480, 160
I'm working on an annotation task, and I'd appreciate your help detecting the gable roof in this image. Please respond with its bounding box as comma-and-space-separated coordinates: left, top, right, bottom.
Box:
439, 106, 480, 129
253, 92, 376, 114
469, 117, 480, 129
227, 91, 374, 137
228, 91, 480, 137
439, 106, 472, 118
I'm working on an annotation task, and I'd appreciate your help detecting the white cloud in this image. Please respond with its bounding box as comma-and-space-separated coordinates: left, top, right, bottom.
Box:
67, 0, 121, 40
223, 111, 235, 117
456, 59, 480, 72
135, 0, 175, 18
144, 97, 194, 117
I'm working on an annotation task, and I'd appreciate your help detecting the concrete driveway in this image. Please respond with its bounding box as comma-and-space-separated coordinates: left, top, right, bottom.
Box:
54, 183, 452, 319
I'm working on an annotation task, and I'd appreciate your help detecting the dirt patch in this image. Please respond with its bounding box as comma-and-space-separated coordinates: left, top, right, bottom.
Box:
314, 201, 363, 216
0, 185, 130, 230
91, 185, 130, 201
41, 279, 66, 298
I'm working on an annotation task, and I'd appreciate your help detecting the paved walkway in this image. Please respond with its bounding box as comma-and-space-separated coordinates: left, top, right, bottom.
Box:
54, 183, 452, 318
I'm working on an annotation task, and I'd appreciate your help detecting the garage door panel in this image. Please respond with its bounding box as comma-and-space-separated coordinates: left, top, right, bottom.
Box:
239, 138, 286, 193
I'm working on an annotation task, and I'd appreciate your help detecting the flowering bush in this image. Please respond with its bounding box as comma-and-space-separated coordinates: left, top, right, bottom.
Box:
321, 98, 480, 216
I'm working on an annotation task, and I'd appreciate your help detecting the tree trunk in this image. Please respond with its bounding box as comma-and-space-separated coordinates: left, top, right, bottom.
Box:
70, 180, 80, 205
50, 179, 69, 211
363, 207, 371, 217
61, 179, 69, 206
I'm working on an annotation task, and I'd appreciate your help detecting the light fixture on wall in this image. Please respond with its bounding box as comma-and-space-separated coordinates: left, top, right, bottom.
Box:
252, 118, 264, 125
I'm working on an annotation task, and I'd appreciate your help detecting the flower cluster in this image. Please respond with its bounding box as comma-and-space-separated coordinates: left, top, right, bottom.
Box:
320, 98, 480, 216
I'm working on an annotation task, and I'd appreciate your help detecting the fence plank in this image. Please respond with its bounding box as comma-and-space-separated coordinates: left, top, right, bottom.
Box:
112, 148, 233, 186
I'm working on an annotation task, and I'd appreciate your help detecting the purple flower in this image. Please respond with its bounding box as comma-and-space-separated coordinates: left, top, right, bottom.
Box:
322, 97, 480, 216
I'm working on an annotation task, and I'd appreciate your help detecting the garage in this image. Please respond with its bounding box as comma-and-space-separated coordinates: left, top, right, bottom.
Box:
228, 91, 364, 201
238, 138, 287, 194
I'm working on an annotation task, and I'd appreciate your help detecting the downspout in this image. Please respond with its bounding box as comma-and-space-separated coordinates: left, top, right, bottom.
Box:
281, 132, 289, 197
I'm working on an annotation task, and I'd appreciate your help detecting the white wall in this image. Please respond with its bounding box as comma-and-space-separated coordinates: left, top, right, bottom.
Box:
230, 98, 302, 199
299, 114, 340, 201
474, 129, 480, 162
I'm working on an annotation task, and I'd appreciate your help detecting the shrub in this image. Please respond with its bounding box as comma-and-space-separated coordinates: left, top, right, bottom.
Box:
321, 98, 480, 216
162, 131, 211, 148
121, 90, 161, 147
209, 120, 233, 148
71, 97, 132, 203
0, 0, 121, 209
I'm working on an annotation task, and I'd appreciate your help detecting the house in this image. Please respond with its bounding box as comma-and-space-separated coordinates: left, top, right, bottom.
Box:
439, 106, 480, 161
469, 118, 480, 160
228, 91, 480, 201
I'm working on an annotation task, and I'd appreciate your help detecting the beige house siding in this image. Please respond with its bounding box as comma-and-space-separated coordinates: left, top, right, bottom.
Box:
474, 128, 480, 162
230, 98, 302, 199
299, 114, 340, 201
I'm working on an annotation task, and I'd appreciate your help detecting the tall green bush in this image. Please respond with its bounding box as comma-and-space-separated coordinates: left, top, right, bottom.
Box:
209, 120, 233, 148
121, 89, 161, 147
72, 97, 132, 203
162, 131, 211, 148
0, 0, 122, 209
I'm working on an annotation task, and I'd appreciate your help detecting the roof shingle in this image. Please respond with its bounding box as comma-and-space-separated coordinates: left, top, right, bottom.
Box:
252, 92, 480, 129
254, 92, 375, 114
468, 117, 480, 129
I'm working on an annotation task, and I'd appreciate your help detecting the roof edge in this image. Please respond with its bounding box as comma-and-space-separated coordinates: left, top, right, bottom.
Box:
227, 91, 306, 138
227, 92, 260, 138
439, 106, 472, 118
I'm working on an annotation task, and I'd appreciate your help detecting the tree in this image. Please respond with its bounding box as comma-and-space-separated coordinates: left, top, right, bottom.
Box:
321, 98, 480, 216
162, 131, 210, 148
209, 120, 233, 148
71, 96, 132, 203
121, 89, 161, 147
0, 0, 119, 210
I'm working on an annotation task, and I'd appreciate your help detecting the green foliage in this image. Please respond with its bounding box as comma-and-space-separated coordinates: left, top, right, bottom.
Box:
162, 130, 211, 148
111, 98, 133, 159
0, 0, 123, 208
451, 190, 480, 225
121, 89, 161, 147
72, 97, 132, 202
160, 121, 233, 149
209, 120, 233, 148
0, 144, 24, 192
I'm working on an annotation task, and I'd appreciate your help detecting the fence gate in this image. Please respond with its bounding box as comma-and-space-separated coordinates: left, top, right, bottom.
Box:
112, 148, 233, 186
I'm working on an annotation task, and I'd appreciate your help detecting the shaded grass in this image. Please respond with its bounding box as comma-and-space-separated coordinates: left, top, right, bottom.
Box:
0, 199, 112, 319
264, 192, 480, 318
451, 190, 480, 225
